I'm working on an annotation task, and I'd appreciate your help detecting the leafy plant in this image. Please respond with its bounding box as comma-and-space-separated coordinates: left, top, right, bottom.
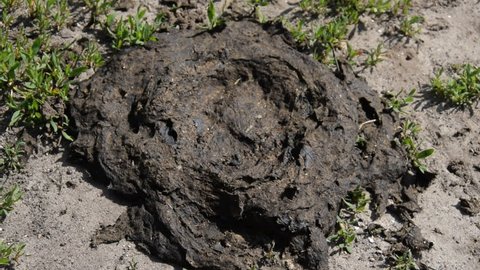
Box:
328, 186, 370, 253
364, 43, 386, 68
105, 8, 165, 50
249, 0, 270, 6
430, 64, 480, 106
84, 0, 114, 26
0, 141, 24, 174
391, 249, 418, 270
399, 15, 424, 38
366, 0, 391, 15
126, 258, 138, 270
204, 0, 225, 31
286, 20, 308, 44
385, 88, 416, 113
392, 0, 412, 16
399, 120, 434, 173
311, 18, 348, 62
343, 186, 371, 214
299, 0, 328, 14
79, 41, 104, 70
346, 42, 361, 67
0, 240, 25, 266
0, 0, 20, 11
327, 216, 356, 253
26, 0, 70, 33
5, 37, 86, 140
0, 185, 22, 218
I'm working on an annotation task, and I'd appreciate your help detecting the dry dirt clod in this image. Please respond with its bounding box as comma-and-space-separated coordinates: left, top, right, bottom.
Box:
70, 20, 409, 269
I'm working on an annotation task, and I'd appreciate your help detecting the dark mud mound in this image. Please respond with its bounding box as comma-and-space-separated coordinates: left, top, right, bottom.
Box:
70, 21, 407, 269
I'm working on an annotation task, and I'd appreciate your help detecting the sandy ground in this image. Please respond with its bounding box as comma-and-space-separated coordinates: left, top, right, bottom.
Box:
0, 0, 479, 269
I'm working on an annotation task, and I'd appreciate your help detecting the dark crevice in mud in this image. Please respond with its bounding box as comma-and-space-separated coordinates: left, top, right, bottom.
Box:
70, 20, 422, 269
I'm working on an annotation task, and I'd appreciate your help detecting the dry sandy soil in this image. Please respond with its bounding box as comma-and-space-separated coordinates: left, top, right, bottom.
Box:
0, 0, 479, 269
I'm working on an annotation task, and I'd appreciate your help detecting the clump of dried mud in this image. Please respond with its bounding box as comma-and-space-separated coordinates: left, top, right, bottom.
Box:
70, 21, 409, 269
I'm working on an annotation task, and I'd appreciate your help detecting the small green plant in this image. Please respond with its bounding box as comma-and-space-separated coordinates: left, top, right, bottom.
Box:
126, 257, 138, 270
312, 18, 348, 49
364, 43, 386, 68
311, 18, 348, 62
5, 37, 86, 140
79, 41, 104, 70
366, 0, 391, 16
0, 185, 22, 218
327, 216, 356, 253
430, 64, 480, 106
399, 120, 434, 173
328, 186, 370, 253
0, 0, 20, 11
0, 240, 25, 266
346, 42, 361, 67
105, 8, 165, 50
399, 15, 424, 38
299, 0, 328, 14
343, 186, 371, 214
0, 141, 24, 174
392, 0, 412, 16
84, 0, 114, 26
355, 134, 367, 150
286, 20, 308, 44
27, 0, 70, 33
204, 0, 225, 31
385, 88, 416, 113
391, 249, 418, 270
249, 0, 270, 6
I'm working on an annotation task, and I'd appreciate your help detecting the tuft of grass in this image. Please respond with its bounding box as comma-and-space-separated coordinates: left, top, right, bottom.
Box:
430, 64, 480, 106
105, 8, 165, 50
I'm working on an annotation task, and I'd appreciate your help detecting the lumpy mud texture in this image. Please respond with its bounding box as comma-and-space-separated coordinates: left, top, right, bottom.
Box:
70, 21, 408, 269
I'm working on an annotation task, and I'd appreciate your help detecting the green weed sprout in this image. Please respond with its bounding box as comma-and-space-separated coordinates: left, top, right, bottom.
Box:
399, 15, 424, 38
204, 0, 225, 31
327, 216, 356, 254
392, 249, 418, 270
328, 186, 370, 253
400, 120, 434, 173
0, 141, 24, 174
364, 43, 386, 68
0, 241, 25, 266
431, 64, 480, 106
0, 185, 22, 218
106, 8, 165, 50
385, 88, 416, 113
